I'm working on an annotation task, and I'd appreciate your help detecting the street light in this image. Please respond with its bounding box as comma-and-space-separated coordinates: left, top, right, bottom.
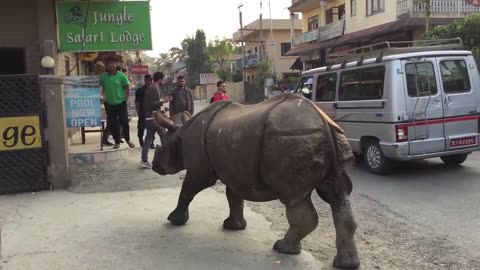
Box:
41, 56, 55, 75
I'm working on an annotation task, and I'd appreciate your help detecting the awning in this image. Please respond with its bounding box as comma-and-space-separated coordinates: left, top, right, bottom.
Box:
289, 57, 303, 70
284, 17, 453, 57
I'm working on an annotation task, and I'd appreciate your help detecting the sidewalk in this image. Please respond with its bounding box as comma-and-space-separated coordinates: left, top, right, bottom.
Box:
0, 100, 324, 270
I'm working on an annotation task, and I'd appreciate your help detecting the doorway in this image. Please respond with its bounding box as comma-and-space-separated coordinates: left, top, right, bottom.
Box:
0, 48, 26, 75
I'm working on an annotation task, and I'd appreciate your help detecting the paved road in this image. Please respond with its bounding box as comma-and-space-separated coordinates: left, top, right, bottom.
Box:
352, 152, 480, 257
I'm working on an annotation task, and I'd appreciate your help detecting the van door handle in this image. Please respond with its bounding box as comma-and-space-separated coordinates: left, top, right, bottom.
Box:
444, 96, 452, 106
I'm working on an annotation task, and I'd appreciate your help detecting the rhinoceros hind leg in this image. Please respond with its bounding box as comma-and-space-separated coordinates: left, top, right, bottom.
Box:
168, 171, 217, 226
223, 187, 247, 230
273, 198, 318, 255
330, 193, 360, 269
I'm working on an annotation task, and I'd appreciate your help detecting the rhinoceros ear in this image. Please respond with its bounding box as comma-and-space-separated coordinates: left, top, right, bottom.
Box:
153, 111, 176, 131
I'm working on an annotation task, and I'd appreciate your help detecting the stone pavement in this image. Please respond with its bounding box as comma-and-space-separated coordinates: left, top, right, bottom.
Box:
0, 101, 324, 270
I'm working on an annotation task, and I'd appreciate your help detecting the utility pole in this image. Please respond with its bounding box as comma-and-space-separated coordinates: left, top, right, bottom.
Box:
268, 0, 276, 79
238, 4, 246, 82
259, 1, 263, 60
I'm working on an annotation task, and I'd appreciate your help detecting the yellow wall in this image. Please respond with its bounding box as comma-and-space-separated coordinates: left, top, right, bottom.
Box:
302, 7, 322, 32
345, 0, 397, 34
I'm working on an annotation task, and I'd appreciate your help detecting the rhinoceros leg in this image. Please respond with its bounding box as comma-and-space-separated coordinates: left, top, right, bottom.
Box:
168, 171, 216, 226
273, 198, 318, 254
329, 192, 360, 269
223, 187, 247, 230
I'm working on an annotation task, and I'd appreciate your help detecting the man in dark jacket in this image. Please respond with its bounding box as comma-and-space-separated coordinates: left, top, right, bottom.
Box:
135, 74, 152, 147
140, 72, 167, 168
168, 76, 194, 125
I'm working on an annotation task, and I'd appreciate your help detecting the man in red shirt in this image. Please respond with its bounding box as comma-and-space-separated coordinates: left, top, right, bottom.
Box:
212, 80, 228, 103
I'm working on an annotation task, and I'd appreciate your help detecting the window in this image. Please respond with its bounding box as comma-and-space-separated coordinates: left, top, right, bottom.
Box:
351, 0, 357, 16
295, 76, 313, 99
281, 43, 291, 56
440, 60, 471, 93
405, 62, 438, 97
338, 4, 345, 20
367, 0, 385, 16
316, 73, 337, 102
326, 8, 333, 24
308, 16, 319, 31
339, 66, 385, 100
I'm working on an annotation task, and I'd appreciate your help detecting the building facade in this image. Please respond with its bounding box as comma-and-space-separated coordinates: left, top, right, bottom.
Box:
233, 19, 302, 82
287, 0, 480, 70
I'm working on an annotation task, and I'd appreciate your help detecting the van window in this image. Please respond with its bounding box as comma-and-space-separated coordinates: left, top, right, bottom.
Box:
339, 66, 384, 100
296, 76, 313, 100
405, 62, 438, 96
316, 73, 337, 102
440, 60, 471, 93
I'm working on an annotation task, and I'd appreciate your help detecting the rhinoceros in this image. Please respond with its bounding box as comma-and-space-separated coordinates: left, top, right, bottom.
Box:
152, 93, 360, 269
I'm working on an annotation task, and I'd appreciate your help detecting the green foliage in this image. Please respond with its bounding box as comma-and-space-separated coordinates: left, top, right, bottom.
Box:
254, 57, 272, 91
183, 29, 212, 88
231, 69, 243, 82
425, 14, 480, 64
207, 38, 234, 68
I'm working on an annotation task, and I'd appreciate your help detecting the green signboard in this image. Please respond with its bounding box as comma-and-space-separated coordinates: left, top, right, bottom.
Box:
56, 1, 152, 52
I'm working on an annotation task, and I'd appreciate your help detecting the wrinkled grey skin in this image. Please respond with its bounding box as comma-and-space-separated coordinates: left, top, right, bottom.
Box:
152, 93, 360, 269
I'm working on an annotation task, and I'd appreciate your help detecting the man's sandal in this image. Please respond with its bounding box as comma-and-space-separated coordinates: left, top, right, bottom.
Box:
113, 144, 120, 149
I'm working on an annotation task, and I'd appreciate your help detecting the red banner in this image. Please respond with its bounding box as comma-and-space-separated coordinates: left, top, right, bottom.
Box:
129, 65, 149, 75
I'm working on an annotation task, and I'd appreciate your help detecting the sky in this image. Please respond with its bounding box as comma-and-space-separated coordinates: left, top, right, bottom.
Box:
146, 0, 293, 57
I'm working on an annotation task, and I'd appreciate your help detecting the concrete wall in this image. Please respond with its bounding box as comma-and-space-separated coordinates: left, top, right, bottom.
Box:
194, 82, 245, 104
0, 0, 41, 74
0, 0, 86, 76
40, 76, 70, 189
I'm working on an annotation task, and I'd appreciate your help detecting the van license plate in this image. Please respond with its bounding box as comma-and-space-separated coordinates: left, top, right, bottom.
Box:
450, 137, 478, 148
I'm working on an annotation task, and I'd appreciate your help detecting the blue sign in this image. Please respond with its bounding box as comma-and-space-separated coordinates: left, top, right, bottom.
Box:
64, 76, 102, 128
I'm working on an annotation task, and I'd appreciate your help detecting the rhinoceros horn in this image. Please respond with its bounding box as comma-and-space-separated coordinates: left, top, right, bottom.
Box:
153, 111, 176, 131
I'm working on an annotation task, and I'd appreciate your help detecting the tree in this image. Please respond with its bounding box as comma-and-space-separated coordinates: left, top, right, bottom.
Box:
425, 14, 480, 64
168, 47, 186, 63
154, 53, 171, 72
415, 0, 432, 33
183, 29, 212, 88
207, 38, 234, 69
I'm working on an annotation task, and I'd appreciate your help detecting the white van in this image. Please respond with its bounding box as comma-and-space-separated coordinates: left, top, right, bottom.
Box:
296, 39, 480, 174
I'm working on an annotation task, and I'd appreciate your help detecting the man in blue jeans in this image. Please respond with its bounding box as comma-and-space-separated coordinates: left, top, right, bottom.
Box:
140, 72, 167, 168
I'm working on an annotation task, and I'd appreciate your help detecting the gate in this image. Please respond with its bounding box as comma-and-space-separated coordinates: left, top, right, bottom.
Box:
0, 75, 49, 195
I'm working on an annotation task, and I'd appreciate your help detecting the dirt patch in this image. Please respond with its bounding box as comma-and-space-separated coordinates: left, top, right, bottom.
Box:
212, 184, 480, 270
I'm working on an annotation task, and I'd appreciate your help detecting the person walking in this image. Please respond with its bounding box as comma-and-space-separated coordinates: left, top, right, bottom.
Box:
168, 76, 194, 125
140, 72, 167, 168
211, 80, 228, 103
135, 74, 155, 148
99, 56, 135, 149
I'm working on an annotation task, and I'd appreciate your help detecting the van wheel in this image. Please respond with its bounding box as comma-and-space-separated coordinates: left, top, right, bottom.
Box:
364, 141, 392, 174
440, 154, 468, 166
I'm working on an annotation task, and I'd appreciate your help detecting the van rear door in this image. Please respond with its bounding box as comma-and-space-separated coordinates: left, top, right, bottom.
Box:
403, 58, 446, 155
436, 56, 479, 150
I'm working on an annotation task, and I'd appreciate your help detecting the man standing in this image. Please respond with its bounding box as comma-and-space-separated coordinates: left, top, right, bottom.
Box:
169, 76, 194, 125
135, 74, 154, 147
140, 72, 167, 168
211, 80, 228, 103
99, 57, 135, 149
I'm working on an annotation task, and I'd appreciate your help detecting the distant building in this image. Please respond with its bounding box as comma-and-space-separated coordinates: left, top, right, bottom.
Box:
233, 18, 302, 82
286, 0, 480, 70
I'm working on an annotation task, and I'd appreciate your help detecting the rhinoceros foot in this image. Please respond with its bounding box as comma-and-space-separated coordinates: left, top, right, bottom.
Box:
333, 250, 360, 269
167, 208, 189, 226
223, 217, 247, 230
273, 239, 301, 254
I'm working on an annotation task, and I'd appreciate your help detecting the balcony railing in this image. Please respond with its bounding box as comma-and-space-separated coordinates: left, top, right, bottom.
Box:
398, 0, 480, 17
236, 54, 261, 68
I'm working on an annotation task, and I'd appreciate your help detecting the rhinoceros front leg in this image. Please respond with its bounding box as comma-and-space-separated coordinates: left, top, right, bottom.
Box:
223, 187, 247, 230
330, 192, 360, 269
168, 171, 216, 226
273, 198, 318, 254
